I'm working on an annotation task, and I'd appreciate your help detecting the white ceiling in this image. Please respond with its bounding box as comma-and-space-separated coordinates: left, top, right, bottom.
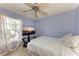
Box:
0, 3, 79, 19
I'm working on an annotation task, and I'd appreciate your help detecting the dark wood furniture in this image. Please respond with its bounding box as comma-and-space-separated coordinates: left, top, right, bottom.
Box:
22, 30, 35, 47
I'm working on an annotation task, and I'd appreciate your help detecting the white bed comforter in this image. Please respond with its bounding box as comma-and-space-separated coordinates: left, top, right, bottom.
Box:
27, 36, 79, 56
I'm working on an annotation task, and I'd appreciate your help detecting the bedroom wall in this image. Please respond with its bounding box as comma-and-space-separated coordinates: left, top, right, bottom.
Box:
35, 10, 76, 38
1, 7, 79, 38
0, 8, 35, 27
75, 6, 79, 34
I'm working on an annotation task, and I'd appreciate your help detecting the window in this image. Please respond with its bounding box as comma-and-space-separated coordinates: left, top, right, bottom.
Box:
0, 15, 22, 45
3, 15, 22, 44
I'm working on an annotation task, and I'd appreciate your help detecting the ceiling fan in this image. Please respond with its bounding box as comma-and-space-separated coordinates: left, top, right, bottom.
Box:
23, 3, 48, 18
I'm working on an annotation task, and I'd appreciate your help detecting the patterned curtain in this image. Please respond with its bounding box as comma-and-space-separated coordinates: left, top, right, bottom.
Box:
0, 14, 22, 51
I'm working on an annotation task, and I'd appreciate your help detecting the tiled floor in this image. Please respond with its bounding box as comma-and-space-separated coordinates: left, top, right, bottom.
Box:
6, 47, 28, 56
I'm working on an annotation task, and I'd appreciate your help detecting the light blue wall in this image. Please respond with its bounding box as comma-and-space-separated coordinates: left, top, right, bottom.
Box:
35, 10, 77, 38
0, 8, 35, 27
1, 6, 79, 38
75, 6, 79, 34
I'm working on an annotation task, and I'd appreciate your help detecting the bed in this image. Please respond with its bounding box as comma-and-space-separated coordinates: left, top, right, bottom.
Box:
27, 36, 79, 56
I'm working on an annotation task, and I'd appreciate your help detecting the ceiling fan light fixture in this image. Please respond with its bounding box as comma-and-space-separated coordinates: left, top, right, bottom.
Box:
23, 3, 48, 18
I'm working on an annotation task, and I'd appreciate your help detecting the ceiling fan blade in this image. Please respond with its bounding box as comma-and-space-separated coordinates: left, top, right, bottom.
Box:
24, 3, 34, 8
22, 9, 33, 13
37, 3, 48, 9
23, 11, 34, 15
39, 10, 48, 16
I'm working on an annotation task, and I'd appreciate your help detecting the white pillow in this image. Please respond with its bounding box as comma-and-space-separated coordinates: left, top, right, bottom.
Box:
62, 33, 72, 39
63, 34, 79, 48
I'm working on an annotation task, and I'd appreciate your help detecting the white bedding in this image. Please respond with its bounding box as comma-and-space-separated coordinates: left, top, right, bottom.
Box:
27, 36, 79, 56
27, 36, 61, 56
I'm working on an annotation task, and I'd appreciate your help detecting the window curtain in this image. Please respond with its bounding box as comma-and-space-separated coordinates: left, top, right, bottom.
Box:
0, 14, 22, 50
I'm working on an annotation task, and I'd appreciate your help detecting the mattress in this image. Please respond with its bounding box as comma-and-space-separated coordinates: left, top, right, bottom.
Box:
27, 36, 79, 56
